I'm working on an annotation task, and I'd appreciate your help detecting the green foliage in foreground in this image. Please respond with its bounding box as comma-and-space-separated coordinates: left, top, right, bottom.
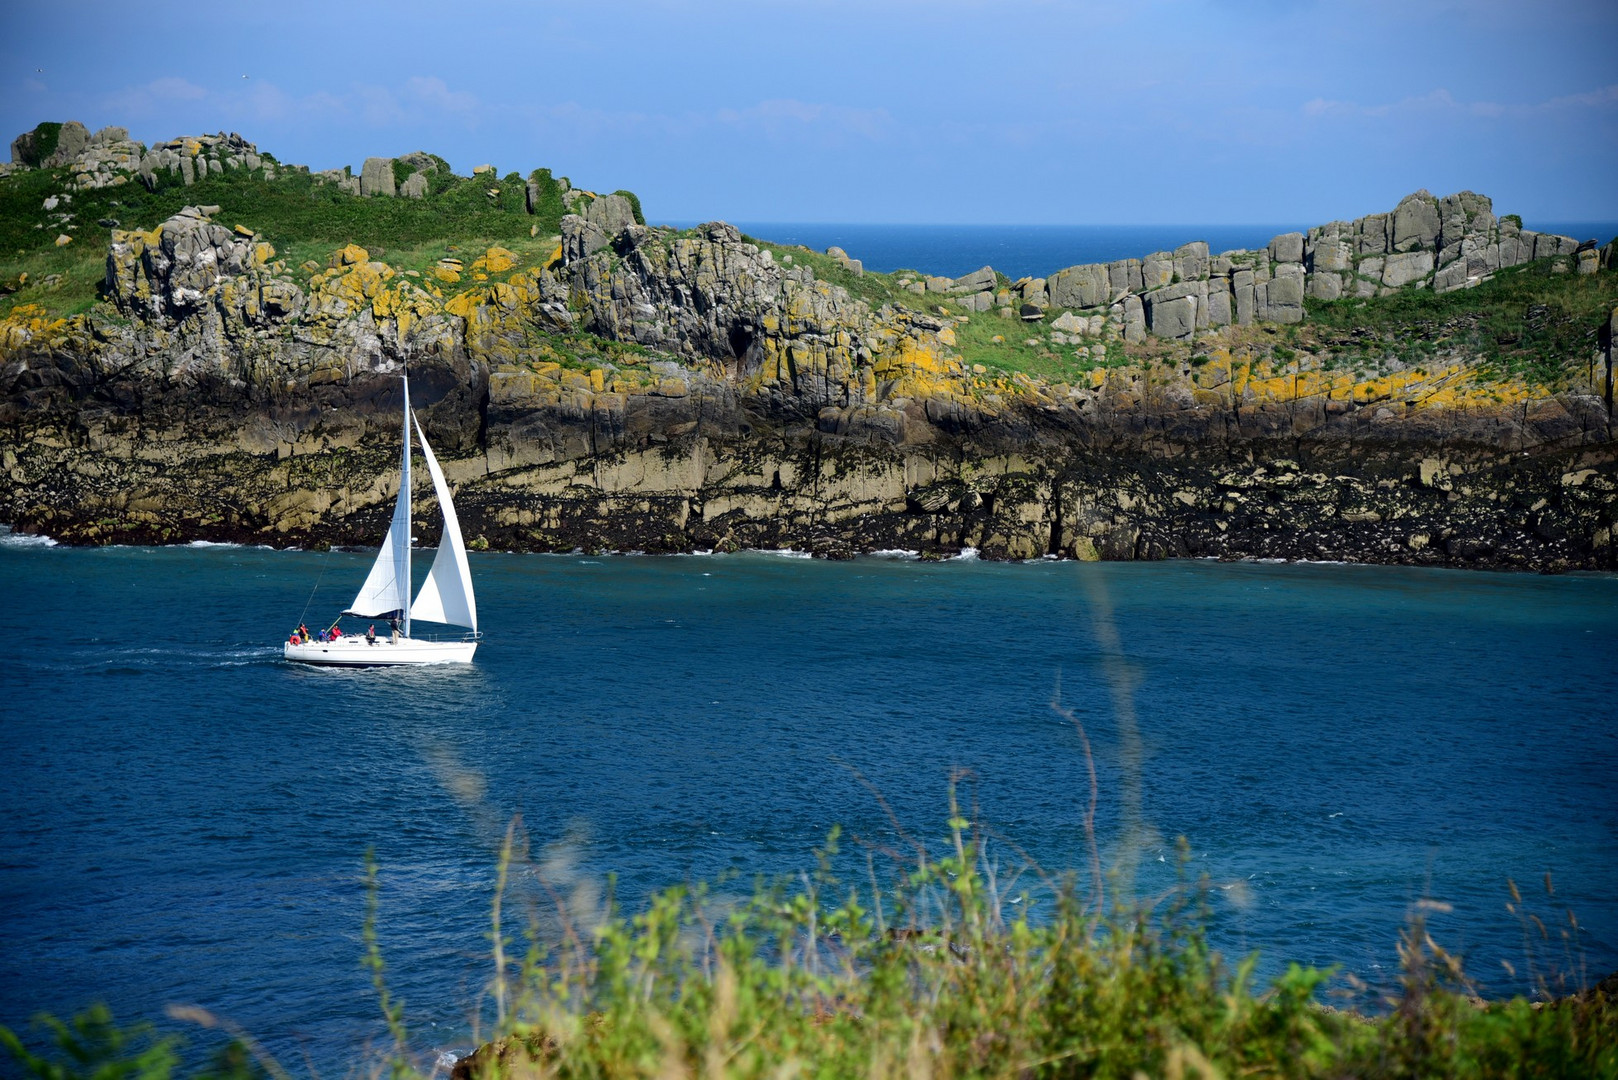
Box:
11, 808, 1611, 1080
0, 1004, 266, 1080
444, 819, 1614, 1079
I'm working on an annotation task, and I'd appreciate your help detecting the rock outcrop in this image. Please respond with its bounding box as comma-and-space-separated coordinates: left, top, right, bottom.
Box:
4, 120, 328, 193
980, 191, 1586, 345
1, 123, 1614, 570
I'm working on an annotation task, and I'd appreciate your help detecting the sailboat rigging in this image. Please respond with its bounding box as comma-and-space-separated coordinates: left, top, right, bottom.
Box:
283, 372, 480, 666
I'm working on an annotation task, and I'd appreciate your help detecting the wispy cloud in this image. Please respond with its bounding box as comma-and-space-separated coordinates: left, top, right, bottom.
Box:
403, 76, 478, 115
102, 76, 209, 117
529, 97, 895, 148
1303, 84, 1618, 119
97, 74, 485, 133
351, 76, 483, 127
714, 98, 893, 142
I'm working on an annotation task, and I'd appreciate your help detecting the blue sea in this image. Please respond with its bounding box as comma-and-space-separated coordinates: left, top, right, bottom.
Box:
2, 532, 1615, 1069
662, 221, 1618, 280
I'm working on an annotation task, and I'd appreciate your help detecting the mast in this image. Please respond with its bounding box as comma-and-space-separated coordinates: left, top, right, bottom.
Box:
341, 368, 418, 627
401, 371, 412, 640
408, 414, 478, 633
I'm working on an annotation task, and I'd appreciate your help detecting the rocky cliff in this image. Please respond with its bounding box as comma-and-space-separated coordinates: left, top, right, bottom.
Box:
2, 121, 1615, 570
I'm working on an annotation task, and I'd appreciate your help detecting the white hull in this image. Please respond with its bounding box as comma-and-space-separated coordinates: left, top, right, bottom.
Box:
284, 636, 477, 667
281, 373, 481, 665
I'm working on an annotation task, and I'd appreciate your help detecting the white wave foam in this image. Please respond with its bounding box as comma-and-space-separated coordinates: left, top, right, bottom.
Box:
762, 548, 812, 559
948, 547, 981, 561
869, 549, 920, 560
185, 539, 243, 549
0, 525, 58, 548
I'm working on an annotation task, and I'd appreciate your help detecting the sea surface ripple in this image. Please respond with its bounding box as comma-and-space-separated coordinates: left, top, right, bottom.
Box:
2, 539, 1615, 1066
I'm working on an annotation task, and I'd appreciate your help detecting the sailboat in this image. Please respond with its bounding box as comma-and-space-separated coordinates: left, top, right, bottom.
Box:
283, 373, 480, 666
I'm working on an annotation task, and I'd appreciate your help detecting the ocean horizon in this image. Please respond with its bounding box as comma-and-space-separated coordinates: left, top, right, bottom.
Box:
657, 220, 1618, 282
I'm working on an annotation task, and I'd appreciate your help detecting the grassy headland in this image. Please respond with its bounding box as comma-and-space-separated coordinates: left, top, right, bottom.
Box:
0, 158, 575, 318
5, 145, 1614, 397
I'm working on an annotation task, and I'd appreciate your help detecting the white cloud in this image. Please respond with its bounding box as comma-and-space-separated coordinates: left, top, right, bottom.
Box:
506, 96, 898, 159
243, 82, 296, 122
145, 76, 208, 102
403, 76, 479, 115
102, 76, 210, 117
715, 98, 893, 142
96, 74, 485, 133
1303, 84, 1618, 120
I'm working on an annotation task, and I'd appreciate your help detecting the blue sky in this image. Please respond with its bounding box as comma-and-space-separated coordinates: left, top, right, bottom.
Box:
4, 0, 1615, 225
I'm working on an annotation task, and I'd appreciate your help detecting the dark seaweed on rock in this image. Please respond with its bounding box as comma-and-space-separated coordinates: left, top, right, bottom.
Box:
1, 121, 1615, 569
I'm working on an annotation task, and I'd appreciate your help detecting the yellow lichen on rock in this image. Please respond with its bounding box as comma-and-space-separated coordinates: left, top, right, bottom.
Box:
1197, 346, 1554, 414
304, 258, 396, 322
370, 279, 442, 340
443, 287, 486, 321
0, 304, 72, 357
475, 246, 518, 274
337, 244, 370, 266
873, 339, 967, 401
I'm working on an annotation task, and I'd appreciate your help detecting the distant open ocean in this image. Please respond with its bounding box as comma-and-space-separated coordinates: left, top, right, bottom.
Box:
661, 221, 1618, 281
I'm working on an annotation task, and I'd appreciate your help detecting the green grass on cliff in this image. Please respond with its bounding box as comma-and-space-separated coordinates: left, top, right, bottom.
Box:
0, 160, 574, 256
1304, 259, 1618, 387
734, 234, 1140, 383
6, 807, 1613, 1080
5, 155, 1614, 396
739, 235, 911, 310
0, 160, 587, 319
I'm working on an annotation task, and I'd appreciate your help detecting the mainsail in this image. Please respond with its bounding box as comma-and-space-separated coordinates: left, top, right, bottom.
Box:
285, 369, 480, 667
407, 415, 478, 632
345, 378, 413, 625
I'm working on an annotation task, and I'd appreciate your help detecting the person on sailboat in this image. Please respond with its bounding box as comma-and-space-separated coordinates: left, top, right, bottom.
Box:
366, 624, 376, 646
282, 370, 480, 666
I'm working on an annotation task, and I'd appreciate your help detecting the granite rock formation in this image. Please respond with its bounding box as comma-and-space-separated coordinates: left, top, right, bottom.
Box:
1, 123, 1615, 570
976, 191, 1587, 345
